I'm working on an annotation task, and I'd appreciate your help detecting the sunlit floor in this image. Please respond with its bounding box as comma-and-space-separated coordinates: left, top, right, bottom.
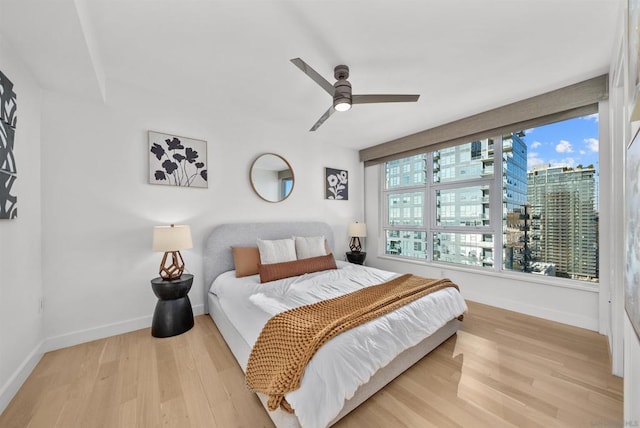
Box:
0, 301, 623, 428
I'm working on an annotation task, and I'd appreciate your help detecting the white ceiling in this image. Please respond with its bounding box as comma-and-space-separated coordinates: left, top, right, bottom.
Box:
0, 0, 622, 150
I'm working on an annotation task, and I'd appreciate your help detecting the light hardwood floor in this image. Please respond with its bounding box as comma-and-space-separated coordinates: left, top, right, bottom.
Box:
0, 301, 622, 427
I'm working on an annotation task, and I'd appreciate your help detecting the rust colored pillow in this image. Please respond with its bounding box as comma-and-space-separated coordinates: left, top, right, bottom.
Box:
232, 246, 261, 278
258, 253, 337, 283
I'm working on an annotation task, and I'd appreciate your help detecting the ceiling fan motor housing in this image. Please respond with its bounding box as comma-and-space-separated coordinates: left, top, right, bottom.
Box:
334, 64, 350, 80
333, 65, 352, 108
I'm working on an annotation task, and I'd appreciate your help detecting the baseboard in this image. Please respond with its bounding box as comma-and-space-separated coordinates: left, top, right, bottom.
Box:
43, 304, 205, 352
192, 303, 205, 316
0, 340, 44, 415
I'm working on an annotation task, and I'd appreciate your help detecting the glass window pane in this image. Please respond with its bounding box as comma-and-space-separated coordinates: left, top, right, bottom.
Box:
385, 155, 426, 189
385, 230, 426, 258
387, 192, 424, 226
436, 186, 490, 227
433, 232, 493, 267
502, 118, 599, 283
433, 139, 494, 183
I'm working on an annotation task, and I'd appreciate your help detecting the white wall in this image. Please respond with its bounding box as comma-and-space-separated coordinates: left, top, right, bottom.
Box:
624, 317, 640, 425
0, 35, 44, 413
364, 165, 601, 330
39, 79, 363, 350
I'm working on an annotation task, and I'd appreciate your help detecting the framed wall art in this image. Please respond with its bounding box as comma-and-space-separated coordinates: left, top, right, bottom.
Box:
626, 128, 640, 340
325, 167, 348, 200
148, 131, 208, 188
0, 70, 18, 219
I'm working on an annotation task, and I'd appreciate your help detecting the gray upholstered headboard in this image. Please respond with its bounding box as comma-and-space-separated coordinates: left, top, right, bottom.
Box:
202, 222, 335, 311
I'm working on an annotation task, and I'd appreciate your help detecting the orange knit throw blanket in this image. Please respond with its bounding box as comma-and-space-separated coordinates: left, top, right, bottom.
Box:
245, 274, 460, 412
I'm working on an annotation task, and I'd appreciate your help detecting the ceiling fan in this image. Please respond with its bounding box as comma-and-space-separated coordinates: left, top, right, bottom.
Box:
290, 58, 420, 131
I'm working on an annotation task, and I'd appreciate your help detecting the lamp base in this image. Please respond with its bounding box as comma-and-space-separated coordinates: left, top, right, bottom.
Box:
349, 236, 362, 252
159, 251, 185, 280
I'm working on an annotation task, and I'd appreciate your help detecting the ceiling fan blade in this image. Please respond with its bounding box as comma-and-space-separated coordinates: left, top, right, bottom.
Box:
309, 106, 335, 131
352, 94, 420, 104
290, 58, 336, 96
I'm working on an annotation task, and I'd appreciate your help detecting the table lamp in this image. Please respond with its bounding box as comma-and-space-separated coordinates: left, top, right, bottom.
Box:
348, 222, 367, 252
152, 224, 193, 280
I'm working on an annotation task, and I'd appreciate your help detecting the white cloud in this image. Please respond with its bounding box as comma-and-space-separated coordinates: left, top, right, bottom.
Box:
531, 141, 542, 149
524, 128, 535, 135
545, 157, 576, 169
583, 113, 599, 123
579, 150, 586, 155
556, 140, 573, 153
527, 152, 546, 170
584, 137, 599, 152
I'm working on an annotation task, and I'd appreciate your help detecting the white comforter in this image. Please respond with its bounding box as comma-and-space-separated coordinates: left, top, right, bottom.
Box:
209, 262, 467, 428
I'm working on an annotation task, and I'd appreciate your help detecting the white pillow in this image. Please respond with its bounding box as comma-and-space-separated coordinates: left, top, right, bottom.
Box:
257, 238, 297, 264
293, 235, 327, 260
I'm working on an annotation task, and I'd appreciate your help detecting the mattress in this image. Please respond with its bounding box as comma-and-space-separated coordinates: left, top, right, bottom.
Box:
208, 261, 467, 428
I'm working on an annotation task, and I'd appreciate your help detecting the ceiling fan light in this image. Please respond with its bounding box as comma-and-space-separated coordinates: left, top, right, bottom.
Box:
334, 100, 351, 112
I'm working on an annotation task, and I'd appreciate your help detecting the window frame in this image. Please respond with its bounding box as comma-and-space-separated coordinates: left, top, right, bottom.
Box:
382, 138, 504, 267
380, 128, 600, 286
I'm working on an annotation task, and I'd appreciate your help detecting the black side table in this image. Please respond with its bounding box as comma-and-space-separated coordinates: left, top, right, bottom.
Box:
346, 251, 367, 265
151, 274, 194, 338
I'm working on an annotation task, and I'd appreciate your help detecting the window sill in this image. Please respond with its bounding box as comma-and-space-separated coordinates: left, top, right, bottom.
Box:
375, 254, 599, 293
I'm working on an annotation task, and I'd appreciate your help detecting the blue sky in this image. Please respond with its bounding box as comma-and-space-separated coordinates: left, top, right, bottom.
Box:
523, 114, 599, 171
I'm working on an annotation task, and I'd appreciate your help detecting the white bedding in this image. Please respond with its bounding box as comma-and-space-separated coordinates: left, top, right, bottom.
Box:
209, 261, 467, 428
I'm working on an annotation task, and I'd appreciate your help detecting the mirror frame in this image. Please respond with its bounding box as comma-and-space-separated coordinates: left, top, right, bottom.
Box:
249, 153, 295, 203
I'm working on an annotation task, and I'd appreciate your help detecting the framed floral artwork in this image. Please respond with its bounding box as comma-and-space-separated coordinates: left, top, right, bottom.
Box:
325, 167, 348, 200
148, 131, 208, 188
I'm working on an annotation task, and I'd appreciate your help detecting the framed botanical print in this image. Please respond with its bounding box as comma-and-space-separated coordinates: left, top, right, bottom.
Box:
325, 167, 348, 200
148, 131, 208, 188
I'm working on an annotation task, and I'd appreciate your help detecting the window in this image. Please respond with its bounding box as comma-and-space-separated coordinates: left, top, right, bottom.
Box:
502, 119, 599, 282
382, 115, 599, 284
281, 178, 293, 199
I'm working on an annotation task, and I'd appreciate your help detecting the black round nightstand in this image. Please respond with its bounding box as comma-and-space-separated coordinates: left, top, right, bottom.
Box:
346, 251, 367, 265
150, 274, 194, 338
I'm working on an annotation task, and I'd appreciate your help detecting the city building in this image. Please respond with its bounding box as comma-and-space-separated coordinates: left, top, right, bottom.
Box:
527, 165, 599, 280
386, 132, 529, 269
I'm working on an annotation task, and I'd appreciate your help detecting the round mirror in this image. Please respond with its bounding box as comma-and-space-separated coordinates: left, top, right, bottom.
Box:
250, 153, 295, 202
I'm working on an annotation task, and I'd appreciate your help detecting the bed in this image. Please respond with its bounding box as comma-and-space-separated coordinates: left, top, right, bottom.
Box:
203, 222, 467, 428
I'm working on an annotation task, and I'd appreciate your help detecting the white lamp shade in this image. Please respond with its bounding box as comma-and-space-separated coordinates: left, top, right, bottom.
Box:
152, 225, 193, 252
348, 222, 367, 237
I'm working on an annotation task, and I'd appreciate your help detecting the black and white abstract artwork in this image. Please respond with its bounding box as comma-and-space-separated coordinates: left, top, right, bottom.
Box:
148, 131, 208, 188
325, 167, 348, 200
0, 70, 18, 219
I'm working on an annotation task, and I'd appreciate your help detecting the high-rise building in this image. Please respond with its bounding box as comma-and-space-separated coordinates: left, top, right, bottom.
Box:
385, 133, 529, 267
385, 155, 427, 257
527, 165, 598, 280
502, 132, 529, 271
427, 133, 530, 268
